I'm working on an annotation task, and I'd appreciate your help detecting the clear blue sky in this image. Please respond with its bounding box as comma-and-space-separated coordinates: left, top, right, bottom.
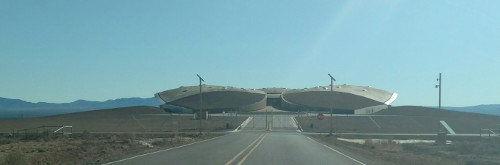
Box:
1, 0, 499, 106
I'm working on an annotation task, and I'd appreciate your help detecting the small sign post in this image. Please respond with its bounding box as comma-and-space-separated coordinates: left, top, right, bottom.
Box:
317, 113, 324, 120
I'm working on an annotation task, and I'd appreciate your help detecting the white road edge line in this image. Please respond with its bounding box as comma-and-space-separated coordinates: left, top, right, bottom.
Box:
306, 136, 366, 165
232, 117, 252, 132
103, 135, 227, 165
290, 117, 302, 132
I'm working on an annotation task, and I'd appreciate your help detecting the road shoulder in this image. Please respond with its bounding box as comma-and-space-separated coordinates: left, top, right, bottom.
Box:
305, 134, 390, 165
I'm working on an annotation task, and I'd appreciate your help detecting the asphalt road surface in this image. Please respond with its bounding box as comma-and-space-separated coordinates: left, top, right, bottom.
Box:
105, 114, 373, 165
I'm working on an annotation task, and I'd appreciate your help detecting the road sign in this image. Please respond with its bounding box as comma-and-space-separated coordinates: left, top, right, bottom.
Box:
317, 113, 324, 120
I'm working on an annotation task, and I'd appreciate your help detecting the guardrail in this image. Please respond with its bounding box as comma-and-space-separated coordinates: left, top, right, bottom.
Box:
480, 128, 498, 137
53, 126, 73, 135
12, 125, 73, 138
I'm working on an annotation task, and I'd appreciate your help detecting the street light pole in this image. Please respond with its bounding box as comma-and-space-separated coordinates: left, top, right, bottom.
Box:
435, 73, 441, 110
197, 74, 204, 134
266, 108, 269, 131
328, 74, 336, 136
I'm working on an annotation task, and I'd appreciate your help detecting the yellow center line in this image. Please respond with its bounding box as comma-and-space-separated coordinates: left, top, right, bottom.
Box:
236, 133, 267, 165
225, 134, 265, 165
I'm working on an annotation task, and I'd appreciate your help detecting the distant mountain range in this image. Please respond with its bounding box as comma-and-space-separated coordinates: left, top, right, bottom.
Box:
0, 97, 160, 119
439, 105, 500, 116
2, 96, 500, 119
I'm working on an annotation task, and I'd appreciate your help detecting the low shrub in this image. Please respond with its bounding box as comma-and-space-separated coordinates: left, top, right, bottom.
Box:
0, 138, 13, 145
2, 151, 27, 165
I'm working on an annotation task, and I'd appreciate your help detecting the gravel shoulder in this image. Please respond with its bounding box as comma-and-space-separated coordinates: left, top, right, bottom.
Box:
308, 134, 500, 165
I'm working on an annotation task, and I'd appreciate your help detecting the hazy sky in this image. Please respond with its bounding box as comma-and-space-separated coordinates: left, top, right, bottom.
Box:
1, 0, 499, 106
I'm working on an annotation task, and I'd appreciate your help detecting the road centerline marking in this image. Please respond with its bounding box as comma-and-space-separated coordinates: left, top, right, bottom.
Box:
225, 134, 265, 165
236, 133, 267, 165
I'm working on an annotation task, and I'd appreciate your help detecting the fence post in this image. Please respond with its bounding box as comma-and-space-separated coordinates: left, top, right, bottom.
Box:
436, 131, 446, 145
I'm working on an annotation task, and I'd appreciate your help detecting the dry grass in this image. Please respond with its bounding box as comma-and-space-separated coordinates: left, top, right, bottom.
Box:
0, 106, 247, 133
297, 106, 500, 134
2, 151, 26, 165
0, 133, 221, 165
309, 135, 500, 165
0, 106, 248, 164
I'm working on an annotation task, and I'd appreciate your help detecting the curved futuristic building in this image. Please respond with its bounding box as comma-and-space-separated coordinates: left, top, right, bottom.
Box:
155, 85, 267, 113
281, 85, 398, 114
155, 84, 397, 114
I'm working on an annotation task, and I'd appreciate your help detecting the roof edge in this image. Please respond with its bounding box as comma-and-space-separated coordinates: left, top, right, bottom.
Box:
384, 93, 398, 105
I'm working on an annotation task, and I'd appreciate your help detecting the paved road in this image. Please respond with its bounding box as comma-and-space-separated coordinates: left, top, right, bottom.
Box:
243, 114, 298, 131
105, 114, 372, 165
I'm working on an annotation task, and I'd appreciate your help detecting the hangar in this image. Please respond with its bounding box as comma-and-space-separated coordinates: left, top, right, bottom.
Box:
155, 84, 397, 114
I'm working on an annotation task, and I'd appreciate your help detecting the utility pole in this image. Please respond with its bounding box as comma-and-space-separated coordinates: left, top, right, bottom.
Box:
328, 74, 336, 136
435, 73, 442, 110
253, 114, 255, 129
197, 74, 204, 134
266, 108, 269, 131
